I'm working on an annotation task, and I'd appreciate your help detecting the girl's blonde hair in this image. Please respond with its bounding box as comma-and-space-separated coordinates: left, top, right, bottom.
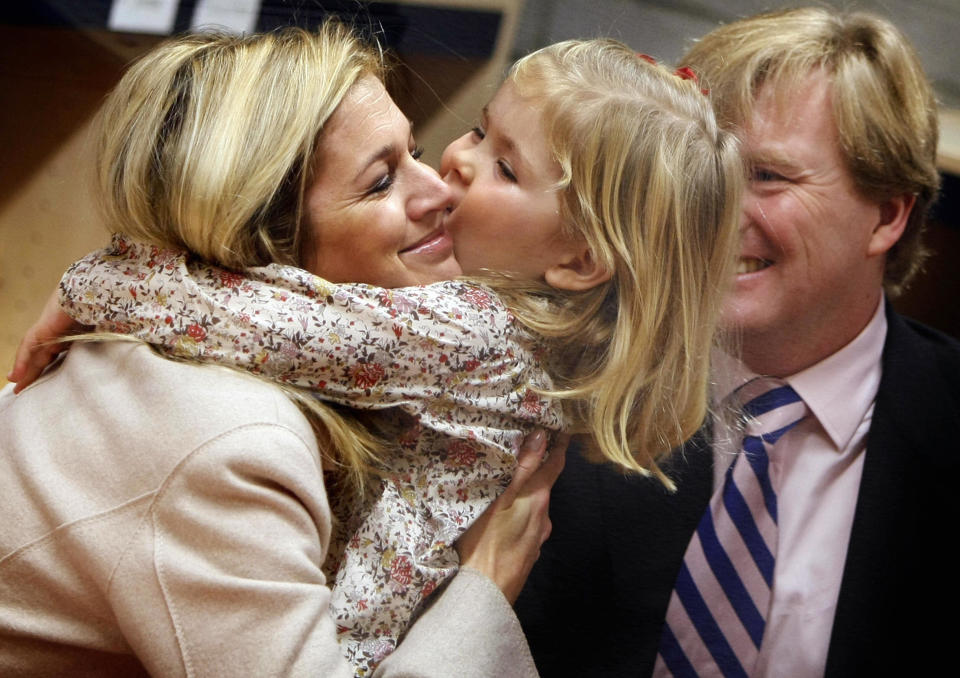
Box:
499, 39, 742, 486
92, 22, 388, 489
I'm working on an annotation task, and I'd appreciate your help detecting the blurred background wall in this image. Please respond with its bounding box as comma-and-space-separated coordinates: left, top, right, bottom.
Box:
2, 0, 958, 386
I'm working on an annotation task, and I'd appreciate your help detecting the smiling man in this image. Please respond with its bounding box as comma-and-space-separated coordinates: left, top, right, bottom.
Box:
516, 8, 960, 678
724, 69, 914, 378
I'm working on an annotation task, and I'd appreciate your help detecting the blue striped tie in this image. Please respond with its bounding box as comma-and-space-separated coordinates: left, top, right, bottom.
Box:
654, 379, 807, 677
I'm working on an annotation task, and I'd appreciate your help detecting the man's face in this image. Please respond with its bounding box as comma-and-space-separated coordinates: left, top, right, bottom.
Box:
724, 71, 892, 376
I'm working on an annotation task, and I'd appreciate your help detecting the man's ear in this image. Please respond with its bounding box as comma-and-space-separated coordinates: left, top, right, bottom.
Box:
544, 245, 613, 291
867, 192, 916, 257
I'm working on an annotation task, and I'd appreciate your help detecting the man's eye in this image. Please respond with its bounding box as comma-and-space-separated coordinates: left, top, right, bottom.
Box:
751, 168, 784, 182
471, 126, 485, 140
411, 146, 424, 160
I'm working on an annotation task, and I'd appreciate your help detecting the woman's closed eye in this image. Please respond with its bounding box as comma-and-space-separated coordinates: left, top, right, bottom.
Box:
366, 147, 425, 195
367, 172, 394, 195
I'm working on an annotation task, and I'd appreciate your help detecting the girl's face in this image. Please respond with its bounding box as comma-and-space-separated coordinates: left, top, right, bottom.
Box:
302, 76, 462, 287
440, 82, 580, 279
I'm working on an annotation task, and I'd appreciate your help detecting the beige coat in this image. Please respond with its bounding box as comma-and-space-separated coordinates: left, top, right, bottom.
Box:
0, 342, 538, 677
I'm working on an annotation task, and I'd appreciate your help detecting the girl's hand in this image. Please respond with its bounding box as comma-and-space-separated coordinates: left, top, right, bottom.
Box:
7, 289, 85, 393
456, 429, 568, 604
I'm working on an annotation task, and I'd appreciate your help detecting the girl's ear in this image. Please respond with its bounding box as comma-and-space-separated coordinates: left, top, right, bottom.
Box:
544, 244, 613, 291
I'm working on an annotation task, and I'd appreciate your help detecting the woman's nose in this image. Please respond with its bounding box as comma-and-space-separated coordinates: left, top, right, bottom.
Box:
407, 161, 453, 222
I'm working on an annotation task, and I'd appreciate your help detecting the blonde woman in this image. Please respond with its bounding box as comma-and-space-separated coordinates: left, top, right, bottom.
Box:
0, 24, 558, 677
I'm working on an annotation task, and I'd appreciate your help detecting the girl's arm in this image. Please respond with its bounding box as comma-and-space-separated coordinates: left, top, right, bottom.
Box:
58, 235, 555, 426
6, 290, 82, 393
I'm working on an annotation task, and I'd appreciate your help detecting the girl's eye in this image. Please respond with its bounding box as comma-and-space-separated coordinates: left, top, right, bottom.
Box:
411, 146, 424, 161
468, 123, 514, 181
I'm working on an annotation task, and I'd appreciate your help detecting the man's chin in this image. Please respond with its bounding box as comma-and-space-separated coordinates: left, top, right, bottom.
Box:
718, 295, 779, 337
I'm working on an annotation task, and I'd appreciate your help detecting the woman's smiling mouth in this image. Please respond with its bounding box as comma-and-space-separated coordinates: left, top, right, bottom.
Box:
399, 227, 455, 260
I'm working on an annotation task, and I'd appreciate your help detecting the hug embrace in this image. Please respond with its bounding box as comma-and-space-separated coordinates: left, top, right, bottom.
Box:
0, 16, 741, 678
7, 6, 959, 678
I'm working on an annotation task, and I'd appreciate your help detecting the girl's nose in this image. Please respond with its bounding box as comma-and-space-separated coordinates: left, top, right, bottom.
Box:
440, 133, 476, 187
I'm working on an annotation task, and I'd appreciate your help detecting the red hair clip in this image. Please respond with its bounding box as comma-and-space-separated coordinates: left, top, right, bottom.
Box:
637, 55, 709, 95
674, 66, 698, 83
674, 66, 710, 96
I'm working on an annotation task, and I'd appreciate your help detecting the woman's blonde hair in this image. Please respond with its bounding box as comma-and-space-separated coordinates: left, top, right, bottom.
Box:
92, 21, 388, 489
96, 21, 383, 270
496, 39, 742, 486
680, 7, 940, 296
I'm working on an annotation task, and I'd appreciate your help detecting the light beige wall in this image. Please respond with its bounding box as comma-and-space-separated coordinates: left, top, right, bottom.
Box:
0, 115, 102, 377
0, 1, 524, 387
0, 25, 153, 386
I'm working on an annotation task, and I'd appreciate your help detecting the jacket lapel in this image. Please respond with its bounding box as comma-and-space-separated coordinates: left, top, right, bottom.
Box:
825, 306, 960, 676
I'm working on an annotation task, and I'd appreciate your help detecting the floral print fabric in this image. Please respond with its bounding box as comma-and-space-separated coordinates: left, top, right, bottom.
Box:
59, 234, 563, 675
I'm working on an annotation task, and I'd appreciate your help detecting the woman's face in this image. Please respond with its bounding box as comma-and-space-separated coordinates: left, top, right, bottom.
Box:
439, 81, 578, 279
302, 76, 461, 287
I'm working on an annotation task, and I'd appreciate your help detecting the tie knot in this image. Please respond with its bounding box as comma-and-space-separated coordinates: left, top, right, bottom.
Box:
735, 378, 807, 442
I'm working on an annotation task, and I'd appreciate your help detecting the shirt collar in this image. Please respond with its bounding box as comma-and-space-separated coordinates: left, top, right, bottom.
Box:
713, 297, 887, 451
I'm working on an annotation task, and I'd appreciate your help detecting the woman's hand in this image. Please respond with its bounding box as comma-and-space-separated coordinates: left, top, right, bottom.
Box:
456, 429, 569, 604
6, 289, 85, 393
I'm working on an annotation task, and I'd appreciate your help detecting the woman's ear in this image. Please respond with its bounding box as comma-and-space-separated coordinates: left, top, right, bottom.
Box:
544, 245, 612, 291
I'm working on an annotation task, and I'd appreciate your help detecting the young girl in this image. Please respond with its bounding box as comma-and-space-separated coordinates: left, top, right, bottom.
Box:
29, 39, 740, 674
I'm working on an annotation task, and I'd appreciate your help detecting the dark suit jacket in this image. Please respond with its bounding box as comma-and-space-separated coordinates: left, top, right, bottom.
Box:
516, 308, 960, 677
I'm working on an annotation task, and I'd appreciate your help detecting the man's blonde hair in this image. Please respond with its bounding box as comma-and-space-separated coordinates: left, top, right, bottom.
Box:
680, 7, 940, 295
498, 39, 742, 484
